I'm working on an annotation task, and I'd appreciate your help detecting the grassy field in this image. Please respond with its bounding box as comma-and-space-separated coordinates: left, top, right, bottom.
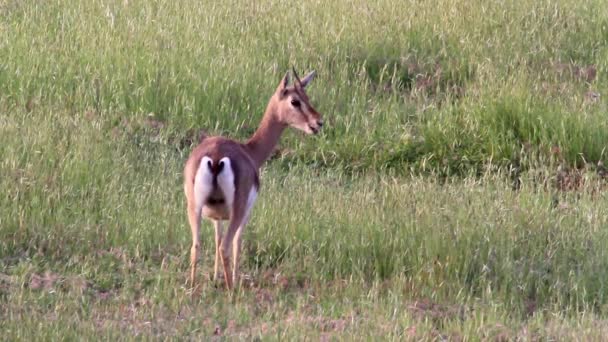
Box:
2, 0, 608, 339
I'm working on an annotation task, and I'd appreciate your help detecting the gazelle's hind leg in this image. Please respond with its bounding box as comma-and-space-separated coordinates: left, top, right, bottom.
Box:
231, 226, 244, 286
220, 217, 240, 290
187, 202, 202, 288
213, 220, 223, 282
187, 156, 213, 289
232, 187, 258, 286
221, 187, 258, 290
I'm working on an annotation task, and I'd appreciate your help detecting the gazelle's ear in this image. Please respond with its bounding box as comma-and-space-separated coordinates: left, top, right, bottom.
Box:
299, 70, 316, 89
277, 71, 290, 93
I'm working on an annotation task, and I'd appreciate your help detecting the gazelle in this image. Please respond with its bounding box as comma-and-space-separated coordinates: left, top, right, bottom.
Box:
183, 68, 323, 290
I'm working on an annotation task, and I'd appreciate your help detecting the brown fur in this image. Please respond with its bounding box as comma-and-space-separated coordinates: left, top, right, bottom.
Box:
184, 70, 323, 290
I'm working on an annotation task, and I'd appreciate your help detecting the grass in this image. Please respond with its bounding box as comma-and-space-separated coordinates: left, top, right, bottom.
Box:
2, 0, 608, 339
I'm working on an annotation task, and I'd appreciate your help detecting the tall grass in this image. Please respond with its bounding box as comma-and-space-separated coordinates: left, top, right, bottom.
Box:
2, 0, 607, 172
2, 0, 608, 338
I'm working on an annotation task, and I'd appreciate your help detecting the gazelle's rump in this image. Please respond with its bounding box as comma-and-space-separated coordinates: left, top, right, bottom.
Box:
216, 157, 235, 210
193, 156, 236, 221
194, 156, 214, 211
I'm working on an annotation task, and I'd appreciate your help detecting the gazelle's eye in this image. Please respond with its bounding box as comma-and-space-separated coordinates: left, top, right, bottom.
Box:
290, 99, 301, 107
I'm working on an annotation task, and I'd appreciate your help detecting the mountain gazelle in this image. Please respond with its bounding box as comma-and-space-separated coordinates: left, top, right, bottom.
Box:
183, 68, 323, 290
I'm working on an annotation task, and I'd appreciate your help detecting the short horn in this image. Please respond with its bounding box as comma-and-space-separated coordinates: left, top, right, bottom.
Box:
292, 66, 302, 86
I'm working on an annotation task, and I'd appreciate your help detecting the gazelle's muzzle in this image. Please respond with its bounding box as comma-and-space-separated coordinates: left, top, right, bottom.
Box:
308, 118, 323, 134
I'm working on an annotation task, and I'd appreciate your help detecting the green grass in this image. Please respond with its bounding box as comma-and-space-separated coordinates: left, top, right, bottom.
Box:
2, 0, 608, 339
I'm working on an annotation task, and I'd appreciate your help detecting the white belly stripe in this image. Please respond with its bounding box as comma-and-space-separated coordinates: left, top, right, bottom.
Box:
243, 187, 258, 223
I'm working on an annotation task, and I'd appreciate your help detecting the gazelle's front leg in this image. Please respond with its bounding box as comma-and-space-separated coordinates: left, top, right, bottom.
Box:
213, 220, 223, 282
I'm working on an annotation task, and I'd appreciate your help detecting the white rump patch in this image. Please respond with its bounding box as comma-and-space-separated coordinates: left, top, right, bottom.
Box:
194, 156, 214, 211
216, 157, 235, 210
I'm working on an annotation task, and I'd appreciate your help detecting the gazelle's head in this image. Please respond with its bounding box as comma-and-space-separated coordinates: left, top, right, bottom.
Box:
274, 68, 323, 135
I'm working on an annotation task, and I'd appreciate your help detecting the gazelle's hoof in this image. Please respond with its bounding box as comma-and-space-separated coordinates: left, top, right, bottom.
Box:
212, 279, 224, 289
187, 284, 202, 297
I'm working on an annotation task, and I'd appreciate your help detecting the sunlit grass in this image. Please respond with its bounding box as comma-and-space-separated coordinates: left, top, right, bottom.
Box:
2, 0, 608, 338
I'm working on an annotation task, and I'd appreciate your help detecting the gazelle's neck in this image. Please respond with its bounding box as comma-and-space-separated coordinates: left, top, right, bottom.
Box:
245, 99, 286, 169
